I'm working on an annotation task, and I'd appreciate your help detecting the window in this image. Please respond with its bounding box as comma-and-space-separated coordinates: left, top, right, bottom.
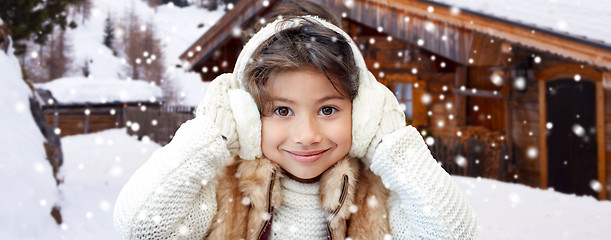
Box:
394, 82, 413, 117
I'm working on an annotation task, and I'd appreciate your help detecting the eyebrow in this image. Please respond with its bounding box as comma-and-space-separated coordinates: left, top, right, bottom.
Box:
271, 95, 348, 104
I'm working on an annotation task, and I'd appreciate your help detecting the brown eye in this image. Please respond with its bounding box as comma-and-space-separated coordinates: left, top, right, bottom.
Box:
320, 106, 336, 116
274, 107, 292, 116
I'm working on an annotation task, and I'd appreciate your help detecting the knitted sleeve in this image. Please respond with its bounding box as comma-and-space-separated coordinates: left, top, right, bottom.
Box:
113, 117, 230, 240
369, 126, 478, 239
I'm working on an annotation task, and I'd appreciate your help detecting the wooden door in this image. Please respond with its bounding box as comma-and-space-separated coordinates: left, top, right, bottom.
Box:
546, 79, 597, 197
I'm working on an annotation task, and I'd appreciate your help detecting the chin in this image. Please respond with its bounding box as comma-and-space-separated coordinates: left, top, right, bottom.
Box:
283, 168, 324, 183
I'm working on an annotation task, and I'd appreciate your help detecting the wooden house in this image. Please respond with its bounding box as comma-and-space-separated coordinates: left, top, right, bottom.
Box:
35, 88, 161, 137
179, 0, 611, 200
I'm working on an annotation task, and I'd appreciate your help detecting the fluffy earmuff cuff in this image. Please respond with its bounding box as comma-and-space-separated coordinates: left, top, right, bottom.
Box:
227, 89, 262, 160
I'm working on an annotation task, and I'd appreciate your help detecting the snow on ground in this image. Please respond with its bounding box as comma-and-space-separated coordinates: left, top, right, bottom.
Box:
57, 129, 160, 239
454, 176, 611, 239
48, 128, 611, 239
0, 44, 62, 239
35, 77, 162, 104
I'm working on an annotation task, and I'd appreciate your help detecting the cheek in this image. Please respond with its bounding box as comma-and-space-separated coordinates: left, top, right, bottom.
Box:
261, 119, 281, 152
331, 115, 352, 151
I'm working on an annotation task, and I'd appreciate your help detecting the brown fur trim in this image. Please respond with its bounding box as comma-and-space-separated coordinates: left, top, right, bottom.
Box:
237, 158, 283, 240
205, 157, 249, 240
319, 157, 360, 239
347, 167, 391, 239
206, 156, 390, 240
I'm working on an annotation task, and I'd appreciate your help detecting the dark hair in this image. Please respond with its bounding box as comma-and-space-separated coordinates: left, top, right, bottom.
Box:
254, 0, 343, 31
244, 18, 359, 114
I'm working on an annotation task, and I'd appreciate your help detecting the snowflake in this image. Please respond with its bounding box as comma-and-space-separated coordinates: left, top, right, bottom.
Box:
590, 180, 602, 192
99, 200, 111, 212
367, 195, 378, 208
509, 193, 521, 204
526, 147, 538, 159
455, 155, 467, 167
572, 124, 585, 137
349, 205, 358, 213
179, 225, 190, 235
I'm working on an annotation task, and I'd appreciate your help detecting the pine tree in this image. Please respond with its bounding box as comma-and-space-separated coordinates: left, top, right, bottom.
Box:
103, 13, 115, 50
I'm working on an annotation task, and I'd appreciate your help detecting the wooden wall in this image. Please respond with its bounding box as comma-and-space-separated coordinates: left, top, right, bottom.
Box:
510, 76, 541, 188
605, 88, 611, 196
44, 114, 122, 137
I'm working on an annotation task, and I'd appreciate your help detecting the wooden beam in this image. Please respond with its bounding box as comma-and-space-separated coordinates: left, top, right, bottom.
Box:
596, 81, 608, 200
452, 87, 503, 98
538, 79, 548, 189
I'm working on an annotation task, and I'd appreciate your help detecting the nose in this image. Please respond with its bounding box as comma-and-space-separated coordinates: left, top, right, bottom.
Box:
292, 115, 322, 146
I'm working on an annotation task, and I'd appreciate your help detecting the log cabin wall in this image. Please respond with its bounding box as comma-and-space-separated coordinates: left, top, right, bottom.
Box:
42, 105, 127, 137
510, 72, 541, 188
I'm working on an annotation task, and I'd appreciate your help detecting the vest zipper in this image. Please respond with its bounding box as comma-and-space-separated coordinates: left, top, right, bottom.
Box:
326, 175, 349, 240
258, 170, 276, 240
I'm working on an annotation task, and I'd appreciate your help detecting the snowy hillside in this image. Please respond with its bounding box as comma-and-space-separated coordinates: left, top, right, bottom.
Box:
0, 41, 63, 239
48, 0, 225, 106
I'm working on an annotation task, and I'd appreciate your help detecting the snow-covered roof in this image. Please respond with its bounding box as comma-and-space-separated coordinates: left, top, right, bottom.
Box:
427, 0, 611, 48
35, 77, 163, 105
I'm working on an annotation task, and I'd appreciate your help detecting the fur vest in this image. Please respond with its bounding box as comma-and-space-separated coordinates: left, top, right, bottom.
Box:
205, 156, 391, 240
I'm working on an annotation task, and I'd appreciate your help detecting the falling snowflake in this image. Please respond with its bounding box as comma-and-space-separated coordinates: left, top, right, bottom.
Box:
349, 205, 358, 213
490, 72, 503, 86
527, 147, 538, 159
572, 124, 585, 137
590, 180, 602, 192
33, 162, 45, 173
455, 155, 467, 167
425, 136, 435, 146
421, 93, 431, 105
344, 0, 355, 8
95, 136, 104, 145
508, 193, 521, 204
367, 195, 379, 208
152, 215, 162, 223
534, 56, 541, 63
179, 225, 190, 235
546, 122, 553, 130
450, 6, 461, 15
424, 21, 435, 32
40, 199, 47, 207
110, 165, 122, 176
99, 200, 111, 212
574, 74, 581, 82
130, 123, 140, 132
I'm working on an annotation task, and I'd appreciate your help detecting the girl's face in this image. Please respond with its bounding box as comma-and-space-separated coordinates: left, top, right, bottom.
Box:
261, 69, 352, 182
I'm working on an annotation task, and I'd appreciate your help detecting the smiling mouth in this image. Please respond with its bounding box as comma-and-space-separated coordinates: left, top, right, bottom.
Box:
285, 149, 329, 164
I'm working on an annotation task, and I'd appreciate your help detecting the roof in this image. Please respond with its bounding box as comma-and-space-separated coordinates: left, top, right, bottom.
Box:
426, 0, 611, 49
34, 77, 164, 106
181, 0, 611, 70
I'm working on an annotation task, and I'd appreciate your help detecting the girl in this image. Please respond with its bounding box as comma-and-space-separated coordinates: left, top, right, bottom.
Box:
113, 2, 478, 239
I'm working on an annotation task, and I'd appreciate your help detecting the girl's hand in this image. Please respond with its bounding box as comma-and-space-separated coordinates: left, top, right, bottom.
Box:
195, 73, 239, 155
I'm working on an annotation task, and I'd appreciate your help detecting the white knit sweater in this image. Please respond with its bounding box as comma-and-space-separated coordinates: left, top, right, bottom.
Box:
113, 118, 478, 239
269, 179, 327, 240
